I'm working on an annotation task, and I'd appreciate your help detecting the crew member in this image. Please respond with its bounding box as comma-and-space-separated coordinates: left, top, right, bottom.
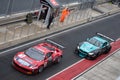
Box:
59, 7, 70, 22
47, 13, 54, 29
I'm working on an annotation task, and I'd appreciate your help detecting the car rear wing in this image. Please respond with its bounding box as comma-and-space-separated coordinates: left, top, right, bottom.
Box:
45, 39, 65, 49
96, 33, 115, 42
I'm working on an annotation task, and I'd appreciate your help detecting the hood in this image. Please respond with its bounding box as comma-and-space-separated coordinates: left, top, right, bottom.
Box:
16, 52, 40, 67
80, 42, 99, 53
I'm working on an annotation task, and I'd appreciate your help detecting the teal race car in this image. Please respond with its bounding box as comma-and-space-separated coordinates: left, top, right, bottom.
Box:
74, 33, 114, 60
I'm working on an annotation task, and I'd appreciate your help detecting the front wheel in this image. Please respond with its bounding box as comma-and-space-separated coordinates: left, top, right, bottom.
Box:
74, 48, 79, 54
38, 66, 44, 73
86, 54, 98, 60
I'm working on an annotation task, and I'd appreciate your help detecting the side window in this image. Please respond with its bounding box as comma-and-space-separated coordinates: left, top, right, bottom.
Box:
103, 42, 107, 47
46, 52, 52, 58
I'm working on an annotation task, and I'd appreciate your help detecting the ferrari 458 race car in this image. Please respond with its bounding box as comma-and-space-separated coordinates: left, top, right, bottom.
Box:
12, 39, 64, 74
74, 33, 114, 60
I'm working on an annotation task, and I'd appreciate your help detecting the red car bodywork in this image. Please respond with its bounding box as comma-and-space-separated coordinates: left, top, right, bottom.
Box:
12, 42, 63, 74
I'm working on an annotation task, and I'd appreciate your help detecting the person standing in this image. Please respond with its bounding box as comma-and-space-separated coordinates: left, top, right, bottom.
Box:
47, 13, 54, 29
59, 7, 70, 22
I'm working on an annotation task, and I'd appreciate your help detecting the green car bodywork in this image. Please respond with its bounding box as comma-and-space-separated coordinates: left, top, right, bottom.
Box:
75, 35, 112, 60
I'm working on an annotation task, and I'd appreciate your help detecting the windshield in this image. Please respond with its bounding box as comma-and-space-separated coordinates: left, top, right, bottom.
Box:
25, 48, 45, 61
88, 38, 102, 47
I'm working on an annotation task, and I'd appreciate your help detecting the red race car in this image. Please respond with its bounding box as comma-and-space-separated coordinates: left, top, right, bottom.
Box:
12, 39, 64, 74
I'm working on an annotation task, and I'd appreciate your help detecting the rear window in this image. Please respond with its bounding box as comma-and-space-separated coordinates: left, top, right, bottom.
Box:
88, 37, 103, 47
42, 45, 55, 51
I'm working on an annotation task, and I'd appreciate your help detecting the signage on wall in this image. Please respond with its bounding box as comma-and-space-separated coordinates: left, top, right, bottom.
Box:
50, 0, 59, 6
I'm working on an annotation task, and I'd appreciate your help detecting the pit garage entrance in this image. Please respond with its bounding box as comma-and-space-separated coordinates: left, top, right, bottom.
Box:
36, 0, 61, 26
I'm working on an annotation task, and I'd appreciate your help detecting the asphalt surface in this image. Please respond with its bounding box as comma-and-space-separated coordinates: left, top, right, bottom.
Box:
0, 13, 120, 80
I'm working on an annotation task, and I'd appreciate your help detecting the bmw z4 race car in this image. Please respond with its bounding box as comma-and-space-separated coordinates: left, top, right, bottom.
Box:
74, 33, 114, 60
12, 39, 64, 74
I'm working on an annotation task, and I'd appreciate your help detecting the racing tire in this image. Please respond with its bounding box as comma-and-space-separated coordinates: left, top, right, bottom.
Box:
54, 56, 61, 64
38, 66, 44, 73
93, 54, 98, 60
74, 48, 79, 54
104, 46, 111, 54
86, 54, 98, 60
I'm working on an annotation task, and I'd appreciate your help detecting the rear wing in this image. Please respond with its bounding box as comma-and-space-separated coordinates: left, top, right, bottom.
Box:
45, 39, 65, 49
96, 33, 115, 42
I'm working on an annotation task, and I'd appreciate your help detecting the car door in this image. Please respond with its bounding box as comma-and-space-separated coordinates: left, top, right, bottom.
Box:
101, 42, 108, 53
45, 52, 53, 66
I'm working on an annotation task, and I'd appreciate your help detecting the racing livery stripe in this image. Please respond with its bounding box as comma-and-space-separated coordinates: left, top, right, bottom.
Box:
47, 39, 120, 80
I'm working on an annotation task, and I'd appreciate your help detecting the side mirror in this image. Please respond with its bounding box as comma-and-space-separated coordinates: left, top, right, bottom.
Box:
44, 56, 47, 60
55, 49, 59, 52
102, 42, 107, 48
51, 52, 54, 54
102, 45, 105, 48
87, 38, 89, 41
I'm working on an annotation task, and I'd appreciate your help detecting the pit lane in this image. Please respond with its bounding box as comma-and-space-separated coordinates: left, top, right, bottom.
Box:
0, 13, 120, 80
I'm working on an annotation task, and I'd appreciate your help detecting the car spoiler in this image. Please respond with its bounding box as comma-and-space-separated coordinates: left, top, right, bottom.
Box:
96, 33, 115, 42
45, 39, 65, 49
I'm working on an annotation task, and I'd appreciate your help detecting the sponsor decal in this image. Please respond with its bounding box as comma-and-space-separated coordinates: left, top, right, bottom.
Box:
25, 58, 33, 64
18, 59, 30, 66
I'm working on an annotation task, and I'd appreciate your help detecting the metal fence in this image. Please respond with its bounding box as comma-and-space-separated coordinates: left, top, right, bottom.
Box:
96, 0, 111, 4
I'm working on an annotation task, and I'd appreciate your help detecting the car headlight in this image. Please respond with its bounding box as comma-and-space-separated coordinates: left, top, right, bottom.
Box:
77, 46, 80, 49
30, 64, 38, 69
14, 56, 19, 61
88, 53, 94, 55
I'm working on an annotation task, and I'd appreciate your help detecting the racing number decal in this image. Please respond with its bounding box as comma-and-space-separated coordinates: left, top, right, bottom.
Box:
50, 0, 59, 6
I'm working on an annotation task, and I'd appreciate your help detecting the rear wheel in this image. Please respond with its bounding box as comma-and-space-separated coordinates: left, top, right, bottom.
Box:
104, 46, 111, 54
54, 56, 61, 63
93, 54, 98, 59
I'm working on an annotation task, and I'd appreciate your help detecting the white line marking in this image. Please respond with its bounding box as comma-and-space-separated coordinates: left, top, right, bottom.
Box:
0, 12, 120, 55
116, 38, 120, 41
